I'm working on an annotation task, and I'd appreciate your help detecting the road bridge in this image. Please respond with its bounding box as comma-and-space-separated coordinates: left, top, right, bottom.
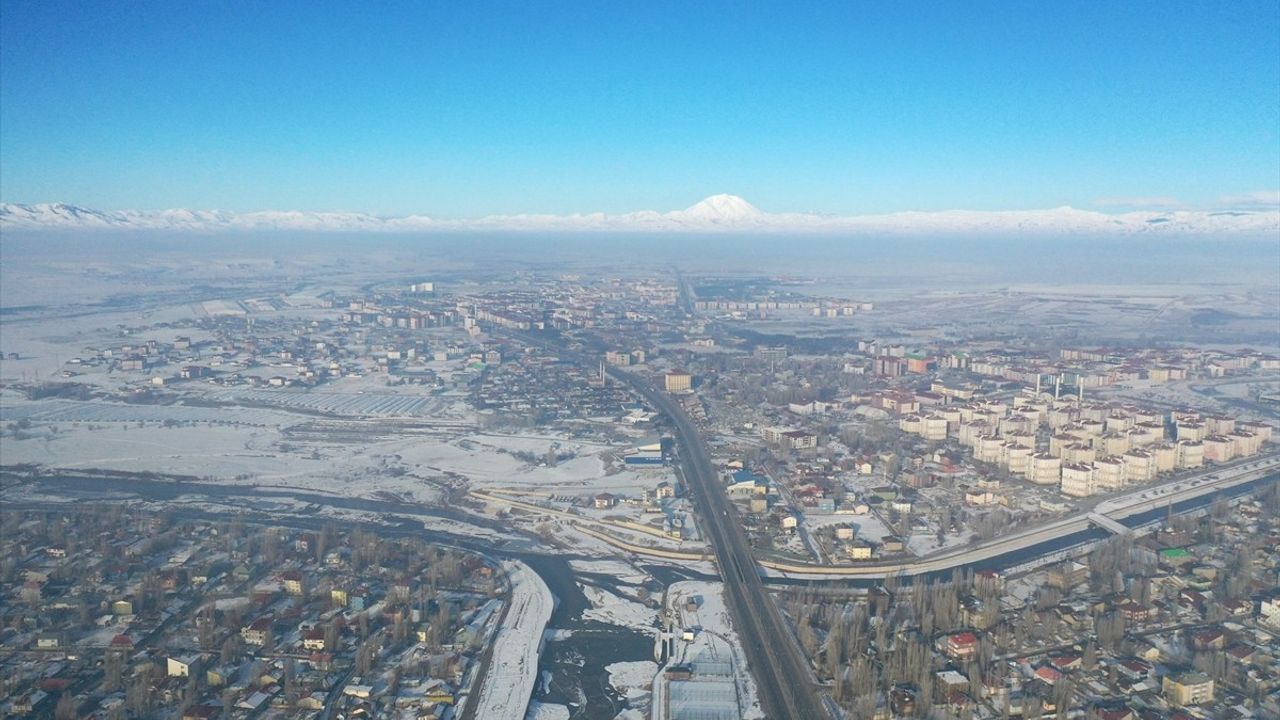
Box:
1087, 512, 1133, 536
759, 454, 1280, 579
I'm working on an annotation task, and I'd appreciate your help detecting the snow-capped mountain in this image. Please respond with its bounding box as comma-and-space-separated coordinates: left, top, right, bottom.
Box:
669, 193, 765, 224
2, 196, 1277, 235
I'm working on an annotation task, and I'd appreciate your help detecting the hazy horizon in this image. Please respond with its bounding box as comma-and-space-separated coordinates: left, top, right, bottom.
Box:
4, 229, 1279, 292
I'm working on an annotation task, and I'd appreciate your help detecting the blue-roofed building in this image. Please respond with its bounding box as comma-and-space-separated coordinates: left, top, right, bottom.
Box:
624, 442, 666, 467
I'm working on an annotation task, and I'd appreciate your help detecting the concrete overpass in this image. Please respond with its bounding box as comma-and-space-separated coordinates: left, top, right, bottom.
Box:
1087, 512, 1133, 536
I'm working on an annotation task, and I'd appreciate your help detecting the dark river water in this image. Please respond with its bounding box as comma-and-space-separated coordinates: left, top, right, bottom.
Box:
519, 554, 655, 720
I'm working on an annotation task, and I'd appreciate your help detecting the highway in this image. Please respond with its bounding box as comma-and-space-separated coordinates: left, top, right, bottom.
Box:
609, 367, 828, 720
491, 325, 828, 716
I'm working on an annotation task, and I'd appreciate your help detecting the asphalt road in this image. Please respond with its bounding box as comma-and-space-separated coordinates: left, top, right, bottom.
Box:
611, 368, 827, 720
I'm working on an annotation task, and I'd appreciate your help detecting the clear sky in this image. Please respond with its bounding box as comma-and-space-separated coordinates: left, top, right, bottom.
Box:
2, 1, 1278, 217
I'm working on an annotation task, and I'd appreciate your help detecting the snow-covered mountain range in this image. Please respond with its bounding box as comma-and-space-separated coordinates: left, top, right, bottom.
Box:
2, 194, 1278, 235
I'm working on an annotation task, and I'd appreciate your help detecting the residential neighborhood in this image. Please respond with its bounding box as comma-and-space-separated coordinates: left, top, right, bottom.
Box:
0, 509, 505, 719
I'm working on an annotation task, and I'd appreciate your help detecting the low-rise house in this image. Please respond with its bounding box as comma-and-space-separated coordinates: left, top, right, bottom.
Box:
241, 618, 272, 646
167, 654, 201, 678
1188, 626, 1226, 651
301, 628, 327, 651
1118, 601, 1155, 623
280, 571, 304, 596
943, 631, 979, 661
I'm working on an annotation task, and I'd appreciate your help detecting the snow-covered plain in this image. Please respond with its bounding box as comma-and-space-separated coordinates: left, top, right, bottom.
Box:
1, 391, 670, 504
0, 420, 456, 504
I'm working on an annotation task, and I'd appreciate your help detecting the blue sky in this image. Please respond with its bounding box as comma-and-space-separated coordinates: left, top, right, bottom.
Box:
2, 1, 1278, 217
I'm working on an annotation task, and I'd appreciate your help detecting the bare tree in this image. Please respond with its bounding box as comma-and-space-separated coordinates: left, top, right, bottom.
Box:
54, 694, 78, 720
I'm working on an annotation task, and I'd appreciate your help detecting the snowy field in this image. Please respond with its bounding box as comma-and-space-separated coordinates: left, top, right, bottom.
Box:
2, 392, 673, 505
204, 387, 470, 420
1, 396, 301, 427
0, 421, 456, 504
471, 561, 554, 720
906, 529, 977, 556
802, 510, 895, 543
400, 433, 673, 496
0, 311, 206, 384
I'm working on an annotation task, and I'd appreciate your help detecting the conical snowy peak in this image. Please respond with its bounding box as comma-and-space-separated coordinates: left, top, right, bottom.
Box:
674, 194, 763, 222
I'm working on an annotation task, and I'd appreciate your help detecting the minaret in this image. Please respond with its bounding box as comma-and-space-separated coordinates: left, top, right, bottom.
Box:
1055, 374, 1062, 400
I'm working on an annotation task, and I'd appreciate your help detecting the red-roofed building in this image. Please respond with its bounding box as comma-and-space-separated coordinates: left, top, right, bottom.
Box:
1117, 658, 1153, 681
943, 690, 975, 715
37, 678, 72, 692
241, 618, 272, 646
1118, 602, 1154, 623
1035, 665, 1065, 683
308, 652, 335, 671
280, 571, 304, 596
1189, 627, 1226, 651
1097, 706, 1135, 720
944, 632, 979, 661
1221, 598, 1251, 616
302, 628, 327, 651
1049, 652, 1082, 670
1225, 643, 1255, 664
975, 569, 1004, 592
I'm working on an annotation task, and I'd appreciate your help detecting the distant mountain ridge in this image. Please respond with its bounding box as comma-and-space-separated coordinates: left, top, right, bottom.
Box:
2, 196, 1278, 235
